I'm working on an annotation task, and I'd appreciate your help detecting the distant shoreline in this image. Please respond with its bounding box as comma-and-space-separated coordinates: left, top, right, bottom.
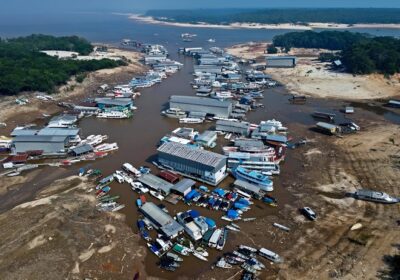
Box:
128, 14, 400, 30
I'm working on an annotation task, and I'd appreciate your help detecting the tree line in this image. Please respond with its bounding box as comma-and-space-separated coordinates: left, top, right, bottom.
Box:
145, 8, 400, 25
0, 35, 125, 95
271, 31, 400, 75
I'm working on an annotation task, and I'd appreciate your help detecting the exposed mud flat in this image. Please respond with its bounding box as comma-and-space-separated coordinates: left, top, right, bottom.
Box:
0, 176, 147, 280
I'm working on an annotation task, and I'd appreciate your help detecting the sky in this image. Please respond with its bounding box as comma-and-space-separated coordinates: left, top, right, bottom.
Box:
2, 0, 400, 15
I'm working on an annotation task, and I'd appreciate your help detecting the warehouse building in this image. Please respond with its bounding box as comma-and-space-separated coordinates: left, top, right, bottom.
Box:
196, 130, 217, 148
157, 142, 227, 186
169, 95, 232, 118
265, 56, 297, 68
11, 127, 80, 154
13, 135, 69, 154
138, 173, 174, 196
140, 202, 184, 238
171, 178, 196, 196
216, 119, 251, 136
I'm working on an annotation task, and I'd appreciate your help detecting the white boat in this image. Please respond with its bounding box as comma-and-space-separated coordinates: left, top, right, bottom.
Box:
193, 251, 208, 261
179, 118, 204, 124
111, 204, 125, 212
258, 247, 282, 263
210, 91, 233, 100
207, 38, 216, 43
113, 173, 124, 184
239, 245, 258, 253
195, 247, 209, 257
273, 223, 291, 232
150, 190, 164, 201
94, 143, 119, 153
123, 162, 141, 177
208, 228, 222, 248
97, 111, 131, 119
216, 257, 232, 269
166, 252, 183, 262
354, 189, 399, 204
225, 225, 240, 232
131, 181, 149, 193
161, 108, 187, 119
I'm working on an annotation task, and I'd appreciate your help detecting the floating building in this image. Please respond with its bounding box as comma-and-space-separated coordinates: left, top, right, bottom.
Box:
169, 95, 232, 118
157, 142, 227, 186
140, 202, 184, 238
216, 119, 250, 136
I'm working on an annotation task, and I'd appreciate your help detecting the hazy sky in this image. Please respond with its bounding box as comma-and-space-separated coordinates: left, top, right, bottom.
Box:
2, 0, 400, 14
0, 0, 400, 15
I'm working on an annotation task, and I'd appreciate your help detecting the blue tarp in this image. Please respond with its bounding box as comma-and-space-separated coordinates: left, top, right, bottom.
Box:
199, 185, 209, 192
237, 198, 250, 206
227, 209, 239, 219
189, 209, 200, 218
185, 189, 200, 201
234, 202, 247, 209
205, 217, 216, 228
213, 188, 226, 197
137, 220, 145, 229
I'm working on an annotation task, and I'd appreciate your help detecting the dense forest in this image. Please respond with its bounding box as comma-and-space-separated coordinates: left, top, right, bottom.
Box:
272, 31, 400, 75
145, 8, 400, 25
0, 35, 125, 95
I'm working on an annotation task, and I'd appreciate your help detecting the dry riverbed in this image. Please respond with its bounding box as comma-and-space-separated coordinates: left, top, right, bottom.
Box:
226, 43, 400, 101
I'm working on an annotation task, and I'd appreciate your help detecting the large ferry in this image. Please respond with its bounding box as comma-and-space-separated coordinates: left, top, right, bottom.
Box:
232, 166, 273, 191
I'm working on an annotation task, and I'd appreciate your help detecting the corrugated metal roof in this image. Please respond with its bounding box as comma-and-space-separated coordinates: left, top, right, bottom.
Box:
172, 178, 196, 193
95, 98, 133, 107
138, 174, 173, 193
140, 202, 183, 237
11, 129, 38, 137
13, 135, 68, 142
234, 139, 264, 148
158, 142, 226, 168
38, 127, 80, 136
71, 144, 93, 155
216, 119, 250, 129
170, 95, 231, 108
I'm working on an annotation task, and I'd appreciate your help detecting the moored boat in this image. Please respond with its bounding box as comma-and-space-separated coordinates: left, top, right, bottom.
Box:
232, 167, 273, 191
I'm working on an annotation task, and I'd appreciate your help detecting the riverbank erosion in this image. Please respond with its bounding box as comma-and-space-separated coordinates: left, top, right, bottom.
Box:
0, 47, 145, 133
0, 176, 147, 280
226, 43, 400, 100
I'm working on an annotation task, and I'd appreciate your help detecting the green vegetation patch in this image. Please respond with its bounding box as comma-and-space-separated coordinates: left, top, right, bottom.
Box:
0, 34, 126, 95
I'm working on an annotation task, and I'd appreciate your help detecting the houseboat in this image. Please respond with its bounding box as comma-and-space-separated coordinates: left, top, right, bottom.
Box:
232, 167, 273, 191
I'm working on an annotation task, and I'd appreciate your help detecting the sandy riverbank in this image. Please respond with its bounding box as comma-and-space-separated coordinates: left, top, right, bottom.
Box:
0, 47, 145, 134
226, 43, 400, 100
129, 14, 400, 30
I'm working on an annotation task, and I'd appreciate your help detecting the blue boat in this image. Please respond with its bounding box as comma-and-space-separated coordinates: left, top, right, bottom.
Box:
232, 167, 273, 191
136, 199, 142, 207
137, 219, 145, 230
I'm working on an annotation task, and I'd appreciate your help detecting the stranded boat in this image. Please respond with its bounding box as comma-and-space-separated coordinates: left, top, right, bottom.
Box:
232, 166, 273, 191
353, 189, 399, 204
95, 143, 119, 153
258, 247, 283, 263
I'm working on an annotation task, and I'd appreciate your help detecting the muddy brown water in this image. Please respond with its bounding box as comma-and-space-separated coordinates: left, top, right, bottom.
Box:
2, 48, 400, 278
